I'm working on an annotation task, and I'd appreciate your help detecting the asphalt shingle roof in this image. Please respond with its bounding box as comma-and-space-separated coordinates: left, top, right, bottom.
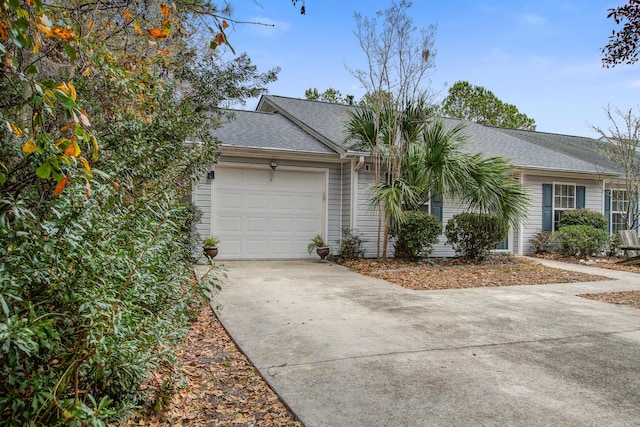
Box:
495, 127, 621, 175
262, 95, 356, 147
212, 110, 336, 154
258, 95, 622, 176
452, 119, 619, 175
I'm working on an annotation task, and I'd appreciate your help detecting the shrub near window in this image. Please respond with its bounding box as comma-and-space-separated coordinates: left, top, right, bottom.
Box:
558, 208, 608, 230
445, 213, 507, 259
393, 211, 441, 260
551, 225, 609, 256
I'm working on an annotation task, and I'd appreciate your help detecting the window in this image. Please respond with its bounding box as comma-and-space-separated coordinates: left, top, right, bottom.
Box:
553, 184, 576, 230
611, 189, 629, 232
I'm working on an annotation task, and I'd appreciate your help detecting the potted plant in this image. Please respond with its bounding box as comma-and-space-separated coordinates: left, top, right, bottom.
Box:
202, 236, 220, 259
308, 234, 330, 262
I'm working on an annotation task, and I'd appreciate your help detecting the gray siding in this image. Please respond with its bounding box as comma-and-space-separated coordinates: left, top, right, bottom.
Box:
192, 176, 212, 253
353, 168, 395, 258
521, 175, 604, 254
341, 161, 352, 236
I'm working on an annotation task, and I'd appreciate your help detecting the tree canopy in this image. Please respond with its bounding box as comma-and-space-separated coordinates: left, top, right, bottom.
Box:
440, 81, 536, 131
0, 1, 278, 424
304, 87, 353, 104
603, 0, 640, 67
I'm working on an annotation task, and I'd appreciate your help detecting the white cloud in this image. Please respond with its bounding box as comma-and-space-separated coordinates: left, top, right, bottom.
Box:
521, 13, 547, 26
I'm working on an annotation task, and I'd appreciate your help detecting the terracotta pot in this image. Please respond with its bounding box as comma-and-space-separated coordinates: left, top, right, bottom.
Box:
204, 247, 218, 259
316, 246, 330, 262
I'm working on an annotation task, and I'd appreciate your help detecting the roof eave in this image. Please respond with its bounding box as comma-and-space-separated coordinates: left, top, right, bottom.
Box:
219, 144, 346, 163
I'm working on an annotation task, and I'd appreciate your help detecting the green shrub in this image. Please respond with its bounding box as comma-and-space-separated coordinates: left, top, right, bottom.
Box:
607, 232, 622, 257
393, 211, 441, 260
550, 225, 609, 256
445, 213, 508, 259
558, 209, 608, 230
336, 228, 366, 260
529, 230, 554, 254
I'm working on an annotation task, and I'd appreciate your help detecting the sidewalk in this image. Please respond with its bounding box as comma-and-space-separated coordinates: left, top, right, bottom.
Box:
211, 259, 640, 427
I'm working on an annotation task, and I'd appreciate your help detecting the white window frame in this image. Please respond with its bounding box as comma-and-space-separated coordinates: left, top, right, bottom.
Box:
553, 182, 576, 230
610, 188, 629, 232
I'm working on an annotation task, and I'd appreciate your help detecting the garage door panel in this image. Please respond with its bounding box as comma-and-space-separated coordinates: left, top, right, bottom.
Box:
211, 166, 325, 259
218, 216, 241, 232
217, 192, 242, 209
270, 240, 302, 256
246, 194, 269, 210
245, 240, 268, 256
295, 217, 319, 233
297, 195, 323, 211
247, 217, 267, 231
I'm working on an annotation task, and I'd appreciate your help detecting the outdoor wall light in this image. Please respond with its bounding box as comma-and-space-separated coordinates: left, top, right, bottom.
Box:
270, 161, 278, 171
207, 170, 215, 180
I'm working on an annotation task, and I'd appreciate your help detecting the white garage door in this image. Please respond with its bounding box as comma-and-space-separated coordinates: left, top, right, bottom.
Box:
211, 165, 326, 259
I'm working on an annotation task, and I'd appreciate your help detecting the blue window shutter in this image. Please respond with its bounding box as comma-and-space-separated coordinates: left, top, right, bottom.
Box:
604, 192, 611, 233
576, 186, 586, 209
542, 184, 553, 232
431, 193, 443, 224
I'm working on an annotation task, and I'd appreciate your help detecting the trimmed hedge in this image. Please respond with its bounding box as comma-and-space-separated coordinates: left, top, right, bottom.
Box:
550, 225, 609, 256
558, 209, 608, 230
393, 211, 441, 260
445, 213, 507, 259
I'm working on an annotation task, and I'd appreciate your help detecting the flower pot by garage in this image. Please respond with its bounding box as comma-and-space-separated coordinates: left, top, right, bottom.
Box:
204, 247, 218, 259
316, 246, 330, 262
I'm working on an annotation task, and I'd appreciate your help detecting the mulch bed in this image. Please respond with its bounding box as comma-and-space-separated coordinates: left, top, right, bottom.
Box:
339, 255, 611, 290
121, 306, 302, 427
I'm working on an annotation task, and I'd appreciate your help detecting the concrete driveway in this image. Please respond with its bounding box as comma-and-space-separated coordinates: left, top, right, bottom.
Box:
211, 259, 640, 427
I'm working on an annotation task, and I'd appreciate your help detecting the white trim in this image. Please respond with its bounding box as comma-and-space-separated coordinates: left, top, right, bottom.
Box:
552, 181, 577, 230
351, 159, 359, 229
518, 172, 525, 256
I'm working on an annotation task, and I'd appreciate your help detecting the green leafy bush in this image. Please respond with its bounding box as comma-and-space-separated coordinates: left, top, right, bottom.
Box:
336, 228, 366, 260
393, 211, 441, 260
558, 209, 608, 230
445, 213, 507, 259
550, 225, 609, 256
529, 230, 554, 254
607, 232, 622, 257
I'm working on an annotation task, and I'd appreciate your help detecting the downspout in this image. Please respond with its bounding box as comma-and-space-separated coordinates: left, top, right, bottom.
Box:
352, 156, 365, 229
518, 172, 525, 256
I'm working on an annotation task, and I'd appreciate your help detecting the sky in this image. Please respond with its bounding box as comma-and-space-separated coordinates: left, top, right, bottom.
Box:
218, 1, 638, 138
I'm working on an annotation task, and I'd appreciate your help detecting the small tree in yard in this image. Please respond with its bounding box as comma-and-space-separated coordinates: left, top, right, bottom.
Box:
445, 213, 508, 259
593, 106, 640, 230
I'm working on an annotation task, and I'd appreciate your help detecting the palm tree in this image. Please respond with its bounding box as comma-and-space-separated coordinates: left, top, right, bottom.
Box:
345, 102, 529, 259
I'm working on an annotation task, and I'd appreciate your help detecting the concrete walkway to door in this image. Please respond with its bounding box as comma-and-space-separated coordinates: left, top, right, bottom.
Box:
211, 259, 640, 427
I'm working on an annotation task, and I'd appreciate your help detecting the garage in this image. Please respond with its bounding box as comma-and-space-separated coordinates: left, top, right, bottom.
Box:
210, 164, 327, 259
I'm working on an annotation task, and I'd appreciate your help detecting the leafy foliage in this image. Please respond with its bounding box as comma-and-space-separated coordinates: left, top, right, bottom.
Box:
445, 213, 508, 259
304, 87, 353, 104
335, 228, 366, 260
529, 230, 554, 254
441, 81, 536, 130
549, 225, 610, 257
0, 0, 277, 424
307, 234, 327, 254
393, 211, 441, 260
558, 209, 608, 230
603, 0, 640, 67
